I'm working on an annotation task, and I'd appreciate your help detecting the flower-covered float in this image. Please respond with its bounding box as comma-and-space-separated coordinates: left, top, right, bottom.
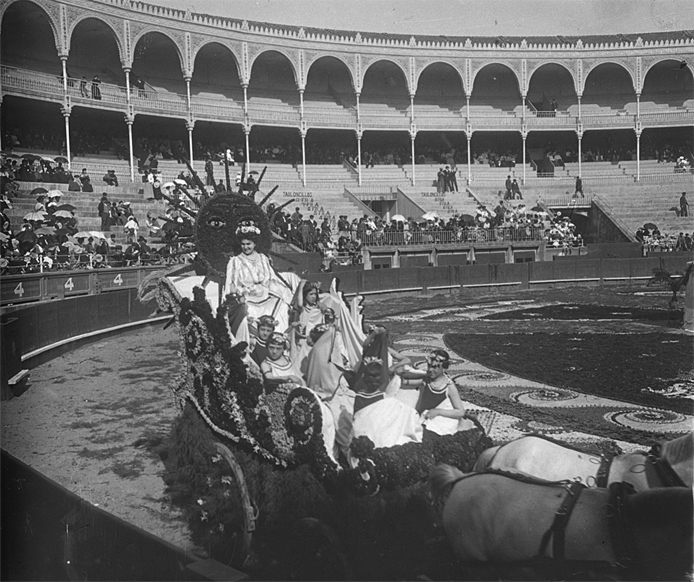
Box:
141, 168, 492, 579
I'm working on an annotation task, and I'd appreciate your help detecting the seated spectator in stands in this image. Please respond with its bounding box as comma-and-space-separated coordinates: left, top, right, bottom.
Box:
94, 237, 109, 257
79, 168, 93, 192
124, 240, 141, 265
103, 169, 119, 186
124, 215, 139, 242
215, 179, 225, 193
67, 174, 81, 192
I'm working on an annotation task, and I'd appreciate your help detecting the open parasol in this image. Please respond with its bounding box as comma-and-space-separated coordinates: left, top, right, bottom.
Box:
47, 190, 63, 198
55, 204, 76, 212
30, 187, 49, 196
23, 211, 46, 221
422, 211, 440, 221
643, 222, 658, 231
53, 210, 74, 219
55, 156, 69, 164
390, 214, 406, 222
34, 227, 56, 236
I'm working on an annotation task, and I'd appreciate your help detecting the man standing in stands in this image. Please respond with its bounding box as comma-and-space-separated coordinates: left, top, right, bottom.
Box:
505, 175, 513, 200
449, 166, 458, 192
98, 194, 110, 232
575, 176, 584, 198
679, 192, 689, 217
204, 155, 215, 187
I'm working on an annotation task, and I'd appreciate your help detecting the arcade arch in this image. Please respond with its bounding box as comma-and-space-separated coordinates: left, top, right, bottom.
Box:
414, 62, 465, 112
191, 42, 242, 99
361, 60, 410, 108
469, 63, 522, 116
68, 18, 124, 86
305, 56, 355, 105
641, 59, 694, 109
527, 63, 577, 114
582, 63, 635, 114
248, 50, 299, 106
131, 31, 187, 95
1, 1, 60, 76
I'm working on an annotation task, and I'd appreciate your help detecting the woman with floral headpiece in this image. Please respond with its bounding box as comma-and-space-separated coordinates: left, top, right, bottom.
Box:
413, 349, 473, 435
261, 332, 337, 462
350, 327, 423, 449
224, 219, 298, 333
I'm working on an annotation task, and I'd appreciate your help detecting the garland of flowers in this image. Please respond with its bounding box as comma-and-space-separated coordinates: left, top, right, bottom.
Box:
346, 423, 493, 494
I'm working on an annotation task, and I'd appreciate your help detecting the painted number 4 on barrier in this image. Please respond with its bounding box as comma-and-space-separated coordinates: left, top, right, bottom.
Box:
64, 278, 74, 291
14, 282, 24, 297
113, 274, 123, 286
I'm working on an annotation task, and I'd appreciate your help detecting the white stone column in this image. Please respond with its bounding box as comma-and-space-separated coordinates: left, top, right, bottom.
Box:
410, 126, 416, 186
356, 128, 363, 186
521, 128, 527, 185
186, 119, 195, 169
60, 57, 68, 94
123, 67, 132, 105
125, 113, 135, 181
300, 126, 307, 187
635, 122, 642, 182
61, 105, 71, 169
577, 125, 583, 179
466, 125, 473, 185
244, 125, 251, 174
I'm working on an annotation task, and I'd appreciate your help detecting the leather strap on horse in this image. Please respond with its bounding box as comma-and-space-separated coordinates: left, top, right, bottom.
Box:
648, 445, 686, 487
537, 481, 586, 560
607, 482, 638, 567
595, 452, 616, 487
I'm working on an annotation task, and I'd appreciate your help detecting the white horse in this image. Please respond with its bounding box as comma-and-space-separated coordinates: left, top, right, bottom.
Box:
473, 432, 693, 491
430, 464, 693, 580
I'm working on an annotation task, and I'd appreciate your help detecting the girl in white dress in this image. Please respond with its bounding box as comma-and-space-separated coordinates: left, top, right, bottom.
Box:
414, 349, 471, 435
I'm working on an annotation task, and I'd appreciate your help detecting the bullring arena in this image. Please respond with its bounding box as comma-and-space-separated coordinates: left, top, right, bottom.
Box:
1, 1, 693, 580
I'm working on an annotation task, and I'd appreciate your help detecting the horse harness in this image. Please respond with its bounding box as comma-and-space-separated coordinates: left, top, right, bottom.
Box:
647, 444, 687, 487
606, 482, 639, 568
594, 451, 617, 487
537, 480, 586, 560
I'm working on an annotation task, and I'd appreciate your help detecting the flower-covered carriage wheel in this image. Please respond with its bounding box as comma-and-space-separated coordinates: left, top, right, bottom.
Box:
143, 172, 493, 579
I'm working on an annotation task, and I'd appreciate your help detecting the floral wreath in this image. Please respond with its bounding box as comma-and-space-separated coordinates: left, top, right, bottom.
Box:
363, 356, 383, 366
256, 315, 278, 328
426, 351, 449, 367
268, 332, 289, 347
235, 219, 261, 236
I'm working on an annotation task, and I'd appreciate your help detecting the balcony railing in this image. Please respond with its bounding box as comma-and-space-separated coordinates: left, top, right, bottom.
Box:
3, 65, 693, 133
362, 226, 544, 246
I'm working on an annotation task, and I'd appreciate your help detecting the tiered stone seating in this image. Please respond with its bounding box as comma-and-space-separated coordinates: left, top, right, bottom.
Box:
276, 188, 369, 220
360, 165, 410, 186
7, 183, 166, 243
298, 164, 357, 189
398, 186, 479, 220
476, 179, 694, 237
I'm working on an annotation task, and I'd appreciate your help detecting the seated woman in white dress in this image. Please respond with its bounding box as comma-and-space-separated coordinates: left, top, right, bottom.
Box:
413, 349, 474, 435
223, 219, 299, 334
260, 332, 337, 462
351, 329, 423, 449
